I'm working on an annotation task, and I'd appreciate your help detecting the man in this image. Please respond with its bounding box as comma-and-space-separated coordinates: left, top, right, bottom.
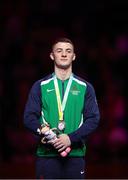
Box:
24, 37, 100, 179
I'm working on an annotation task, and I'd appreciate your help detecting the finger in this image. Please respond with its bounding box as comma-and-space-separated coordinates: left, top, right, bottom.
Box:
51, 139, 59, 145
55, 145, 63, 150
58, 146, 66, 152
54, 142, 63, 149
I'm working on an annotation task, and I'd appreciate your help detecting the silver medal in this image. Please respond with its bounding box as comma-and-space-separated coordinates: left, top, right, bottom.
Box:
58, 121, 65, 131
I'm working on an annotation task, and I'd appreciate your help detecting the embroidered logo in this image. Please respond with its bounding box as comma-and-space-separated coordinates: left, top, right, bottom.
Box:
80, 170, 84, 174
47, 89, 55, 92
70, 85, 80, 95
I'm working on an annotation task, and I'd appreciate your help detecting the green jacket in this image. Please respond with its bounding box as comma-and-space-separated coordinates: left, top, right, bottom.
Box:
24, 73, 100, 157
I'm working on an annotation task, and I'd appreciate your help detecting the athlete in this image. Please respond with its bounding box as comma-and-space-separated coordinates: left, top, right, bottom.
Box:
24, 37, 100, 179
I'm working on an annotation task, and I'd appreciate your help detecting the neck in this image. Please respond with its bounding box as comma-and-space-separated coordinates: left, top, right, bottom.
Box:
54, 66, 72, 80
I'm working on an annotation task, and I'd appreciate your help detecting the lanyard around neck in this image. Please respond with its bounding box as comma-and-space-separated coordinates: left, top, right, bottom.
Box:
54, 74, 73, 121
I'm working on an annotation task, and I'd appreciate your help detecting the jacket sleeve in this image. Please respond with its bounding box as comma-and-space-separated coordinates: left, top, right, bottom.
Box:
23, 80, 42, 136
68, 83, 100, 144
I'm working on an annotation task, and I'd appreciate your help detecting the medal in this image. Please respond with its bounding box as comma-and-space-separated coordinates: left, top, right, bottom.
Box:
54, 74, 73, 132
58, 121, 65, 131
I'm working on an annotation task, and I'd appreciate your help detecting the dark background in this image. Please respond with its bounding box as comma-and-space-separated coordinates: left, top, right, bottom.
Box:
0, 0, 128, 179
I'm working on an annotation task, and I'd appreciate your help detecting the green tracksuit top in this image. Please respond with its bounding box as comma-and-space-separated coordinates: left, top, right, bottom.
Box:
24, 73, 100, 157
37, 73, 87, 157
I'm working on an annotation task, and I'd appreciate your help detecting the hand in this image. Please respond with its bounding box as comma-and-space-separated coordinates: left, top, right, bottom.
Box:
41, 126, 50, 134
52, 134, 71, 152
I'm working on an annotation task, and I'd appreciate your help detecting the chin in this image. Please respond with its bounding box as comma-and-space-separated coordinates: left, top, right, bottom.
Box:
59, 64, 70, 69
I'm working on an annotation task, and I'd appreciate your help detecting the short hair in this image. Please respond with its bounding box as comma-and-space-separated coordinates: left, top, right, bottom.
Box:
52, 37, 74, 50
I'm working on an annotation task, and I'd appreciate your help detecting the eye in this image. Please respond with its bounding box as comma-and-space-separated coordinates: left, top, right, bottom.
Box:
57, 50, 62, 53
55, 48, 62, 53
66, 49, 72, 53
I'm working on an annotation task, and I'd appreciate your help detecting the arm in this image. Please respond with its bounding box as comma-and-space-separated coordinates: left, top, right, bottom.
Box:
23, 80, 42, 136
68, 83, 100, 144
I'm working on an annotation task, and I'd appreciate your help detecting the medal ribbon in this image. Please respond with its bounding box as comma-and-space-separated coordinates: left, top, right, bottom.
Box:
54, 74, 73, 121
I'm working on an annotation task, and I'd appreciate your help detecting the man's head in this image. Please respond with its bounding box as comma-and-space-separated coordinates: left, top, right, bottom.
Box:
50, 37, 76, 69
51, 38, 74, 51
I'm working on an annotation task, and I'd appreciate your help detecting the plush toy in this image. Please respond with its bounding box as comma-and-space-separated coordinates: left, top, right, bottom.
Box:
40, 123, 71, 157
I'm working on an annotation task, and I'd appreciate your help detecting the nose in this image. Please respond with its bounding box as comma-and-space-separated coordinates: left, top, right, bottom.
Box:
61, 51, 67, 57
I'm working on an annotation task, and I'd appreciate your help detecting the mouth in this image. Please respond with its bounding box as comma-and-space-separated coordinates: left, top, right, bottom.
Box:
60, 59, 68, 61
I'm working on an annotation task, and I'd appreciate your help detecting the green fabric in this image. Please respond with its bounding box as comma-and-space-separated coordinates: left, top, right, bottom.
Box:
37, 74, 87, 157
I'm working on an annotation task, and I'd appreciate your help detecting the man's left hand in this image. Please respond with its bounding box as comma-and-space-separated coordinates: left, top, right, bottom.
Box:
51, 134, 71, 152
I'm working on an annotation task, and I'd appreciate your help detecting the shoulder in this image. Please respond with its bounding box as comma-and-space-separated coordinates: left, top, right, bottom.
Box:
73, 74, 94, 89
40, 74, 54, 86
73, 74, 96, 96
30, 74, 53, 92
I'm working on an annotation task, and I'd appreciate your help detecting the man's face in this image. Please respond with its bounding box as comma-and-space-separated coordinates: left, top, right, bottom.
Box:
50, 42, 76, 69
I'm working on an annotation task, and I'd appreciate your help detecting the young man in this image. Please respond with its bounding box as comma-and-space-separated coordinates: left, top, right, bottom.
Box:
24, 37, 100, 179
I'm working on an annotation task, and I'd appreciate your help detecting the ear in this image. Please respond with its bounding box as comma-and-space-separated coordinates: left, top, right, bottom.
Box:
50, 52, 54, 60
72, 53, 76, 61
